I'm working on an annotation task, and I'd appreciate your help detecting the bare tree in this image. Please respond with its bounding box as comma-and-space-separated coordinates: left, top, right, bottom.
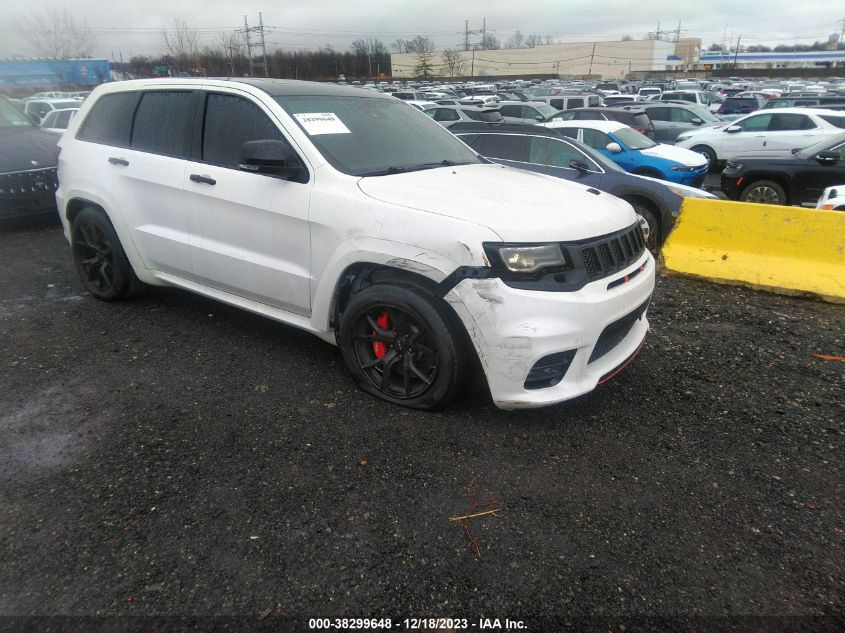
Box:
391, 38, 409, 53
505, 31, 525, 49
161, 18, 200, 73
16, 4, 94, 58
544, 35, 555, 45
478, 33, 500, 50
621, 35, 634, 41
442, 48, 465, 77
524, 34, 543, 48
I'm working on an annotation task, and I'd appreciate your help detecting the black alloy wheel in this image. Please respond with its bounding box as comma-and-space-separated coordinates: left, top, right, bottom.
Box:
71, 207, 142, 301
339, 282, 471, 409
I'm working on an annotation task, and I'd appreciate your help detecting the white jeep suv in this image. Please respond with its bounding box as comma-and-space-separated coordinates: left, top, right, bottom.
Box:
56, 79, 654, 410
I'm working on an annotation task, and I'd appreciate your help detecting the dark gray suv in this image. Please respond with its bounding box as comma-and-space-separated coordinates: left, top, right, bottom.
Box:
623, 103, 722, 143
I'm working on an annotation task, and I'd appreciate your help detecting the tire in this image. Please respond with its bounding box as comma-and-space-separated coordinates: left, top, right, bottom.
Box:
338, 282, 470, 410
71, 206, 142, 301
739, 180, 787, 206
690, 145, 717, 172
625, 200, 661, 254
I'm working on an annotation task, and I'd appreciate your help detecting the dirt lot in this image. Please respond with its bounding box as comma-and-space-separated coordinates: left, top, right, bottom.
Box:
1, 216, 842, 630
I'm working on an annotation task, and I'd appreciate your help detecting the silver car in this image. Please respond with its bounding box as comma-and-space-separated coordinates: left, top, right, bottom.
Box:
423, 105, 504, 127
497, 101, 560, 125
624, 102, 723, 143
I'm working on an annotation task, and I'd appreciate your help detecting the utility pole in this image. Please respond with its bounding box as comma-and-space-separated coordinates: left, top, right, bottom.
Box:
465, 20, 469, 51
588, 42, 596, 77
482, 17, 486, 49
242, 14, 268, 77
674, 20, 682, 43
733, 35, 741, 70
259, 12, 268, 77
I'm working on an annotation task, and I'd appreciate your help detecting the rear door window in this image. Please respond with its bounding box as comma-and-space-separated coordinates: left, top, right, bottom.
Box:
646, 107, 671, 121
473, 134, 528, 161
77, 91, 140, 146
202, 93, 285, 167
499, 105, 522, 117
768, 113, 816, 131
131, 90, 196, 158
567, 98, 584, 109
819, 115, 845, 129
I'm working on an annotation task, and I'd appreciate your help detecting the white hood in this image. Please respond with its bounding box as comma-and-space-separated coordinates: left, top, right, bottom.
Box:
639, 143, 707, 168
357, 163, 637, 243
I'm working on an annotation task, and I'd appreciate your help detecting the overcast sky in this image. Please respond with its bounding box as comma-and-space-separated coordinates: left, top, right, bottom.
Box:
1, 0, 843, 59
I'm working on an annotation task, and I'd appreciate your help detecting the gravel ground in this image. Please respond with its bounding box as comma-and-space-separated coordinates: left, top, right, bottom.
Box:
0, 216, 842, 631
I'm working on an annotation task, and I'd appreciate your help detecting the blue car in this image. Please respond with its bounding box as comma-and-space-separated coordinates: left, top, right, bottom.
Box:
449, 122, 716, 252
542, 120, 709, 186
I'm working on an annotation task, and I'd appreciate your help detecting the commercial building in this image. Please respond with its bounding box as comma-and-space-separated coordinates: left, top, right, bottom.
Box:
0, 58, 111, 92
390, 39, 688, 79
698, 50, 845, 70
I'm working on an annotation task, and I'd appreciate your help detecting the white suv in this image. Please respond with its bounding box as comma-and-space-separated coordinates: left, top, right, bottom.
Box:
56, 79, 654, 410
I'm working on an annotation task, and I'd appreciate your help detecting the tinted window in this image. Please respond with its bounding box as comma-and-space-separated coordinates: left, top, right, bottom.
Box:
567, 98, 584, 109
500, 105, 522, 117
528, 137, 583, 167
558, 128, 579, 139
473, 134, 527, 161
202, 93, 284, 167
550, 99, 564, 109
131, 91, 195, 158
646, 107, 671, 121
768, 113, 816, 131
433, 108, 460, 122
736, 114, 772, 132
77, 92, 139, 146
55, 110, 73, 128
581, 128, 612, 149
820, 115, 845, 129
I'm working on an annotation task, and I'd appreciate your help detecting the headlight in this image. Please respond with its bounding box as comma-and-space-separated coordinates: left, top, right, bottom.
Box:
670, 165, 697, 172
488, 243, 567, 273
667, 185, 711, 199
725, 161, 744, 170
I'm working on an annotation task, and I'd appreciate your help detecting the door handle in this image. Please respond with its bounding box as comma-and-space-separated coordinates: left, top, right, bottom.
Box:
189, 174, 216, 185
108, 157, 129, 166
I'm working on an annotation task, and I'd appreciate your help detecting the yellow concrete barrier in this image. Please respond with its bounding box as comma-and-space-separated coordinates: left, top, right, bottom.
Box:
662, 198, 845, 303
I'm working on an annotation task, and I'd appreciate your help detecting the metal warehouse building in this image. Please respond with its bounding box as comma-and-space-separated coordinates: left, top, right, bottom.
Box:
0, 58, 111, 92
390, 39, 692, 79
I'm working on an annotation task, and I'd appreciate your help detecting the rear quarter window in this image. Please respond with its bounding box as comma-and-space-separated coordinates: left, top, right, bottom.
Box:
820, 115, 845, 129
77, 92, 140, 146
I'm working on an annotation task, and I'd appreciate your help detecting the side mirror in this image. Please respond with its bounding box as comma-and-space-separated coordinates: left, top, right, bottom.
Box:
239, 140, 304, 180
690, 117, 703, 125
726, 125, 741, 133
816, 150, 839, 164
569, 159, 591, 173
535, 115, 545, 121
606, 142, 623, 153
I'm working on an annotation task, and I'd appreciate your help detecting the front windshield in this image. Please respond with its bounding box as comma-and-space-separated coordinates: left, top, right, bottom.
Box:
274, 95, 482, 176
0, 98, 33, 128
614, 127, 656, 150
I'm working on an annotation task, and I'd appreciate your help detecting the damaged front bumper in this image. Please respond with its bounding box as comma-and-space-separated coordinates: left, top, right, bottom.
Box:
444, 252, 655, 409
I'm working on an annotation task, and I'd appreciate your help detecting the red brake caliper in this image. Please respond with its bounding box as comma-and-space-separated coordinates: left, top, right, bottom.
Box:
372, 311, 390, 359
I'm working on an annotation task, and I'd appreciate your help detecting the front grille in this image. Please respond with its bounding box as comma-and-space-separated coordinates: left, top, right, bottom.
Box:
0, 167, 59, 216
579, 224, 646, 281
588, 297, 650, 364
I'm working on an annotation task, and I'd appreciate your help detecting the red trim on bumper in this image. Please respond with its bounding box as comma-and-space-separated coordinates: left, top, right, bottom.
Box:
597, 335, 647, 385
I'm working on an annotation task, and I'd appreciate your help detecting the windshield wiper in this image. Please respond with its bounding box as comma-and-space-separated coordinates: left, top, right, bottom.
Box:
357, 166, 409, 177
357, 160, 472, 177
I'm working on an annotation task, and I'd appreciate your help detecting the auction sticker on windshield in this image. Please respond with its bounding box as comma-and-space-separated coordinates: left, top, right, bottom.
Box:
293, 113, 351, 135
